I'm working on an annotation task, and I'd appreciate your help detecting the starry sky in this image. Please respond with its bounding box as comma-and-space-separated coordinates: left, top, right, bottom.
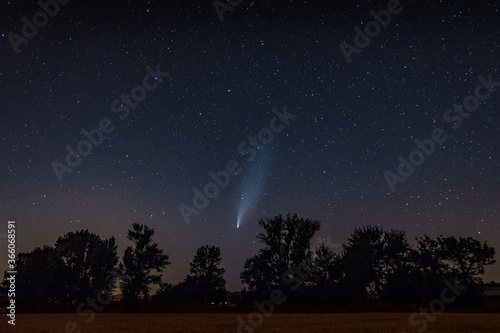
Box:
0, 0, 499, 291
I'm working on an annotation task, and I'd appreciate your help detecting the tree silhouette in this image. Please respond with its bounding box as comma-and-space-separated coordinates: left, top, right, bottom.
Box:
184, 245, 227, 304
2, 246, 62, 311
306, 242, 342, 303
1, 218, 497, 310
416, 235, 449, 276
240, 213, 320, 296
413, 235, 496, 301
438, 236, 496, 285
55, 230, 119, 304
340, 226, 412, 301
380, 261, 423, 304
120, 223, 170, 303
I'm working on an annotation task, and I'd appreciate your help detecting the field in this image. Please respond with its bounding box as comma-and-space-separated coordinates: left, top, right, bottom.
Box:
1, 313, 500, 333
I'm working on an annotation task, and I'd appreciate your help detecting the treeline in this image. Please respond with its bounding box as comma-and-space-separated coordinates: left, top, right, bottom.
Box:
239, 214, 496, 307
1, 214, 497, 312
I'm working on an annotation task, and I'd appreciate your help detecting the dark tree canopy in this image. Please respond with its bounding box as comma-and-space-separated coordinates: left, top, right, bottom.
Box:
120, 223, 170, 302
3, 246, 61, 310
439, 236, 495, 285
309, 242, 341, 289
55, 230, 119, 303
416, 235, 496, 285
240, 213, 321, 295
185, 245, 227, 303
340, 226, 413, 300
306, 242, 342, 302
1, 216, 497, 311
2, 230, 118, 310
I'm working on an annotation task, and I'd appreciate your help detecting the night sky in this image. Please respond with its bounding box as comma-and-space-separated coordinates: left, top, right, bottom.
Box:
0, 0, 499, 291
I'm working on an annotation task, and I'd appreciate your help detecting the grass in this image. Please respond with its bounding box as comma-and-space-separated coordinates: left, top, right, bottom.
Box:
1, 313, 500, 332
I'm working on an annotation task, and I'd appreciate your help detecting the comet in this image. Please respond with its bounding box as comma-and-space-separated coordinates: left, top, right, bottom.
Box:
235, 152, 270, 228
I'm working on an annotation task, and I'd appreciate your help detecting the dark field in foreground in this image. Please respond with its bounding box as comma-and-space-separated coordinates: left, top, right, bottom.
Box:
1, 313, 500, 333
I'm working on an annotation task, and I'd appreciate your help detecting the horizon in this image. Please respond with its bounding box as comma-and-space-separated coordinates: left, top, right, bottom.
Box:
1, 217, 499, 292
